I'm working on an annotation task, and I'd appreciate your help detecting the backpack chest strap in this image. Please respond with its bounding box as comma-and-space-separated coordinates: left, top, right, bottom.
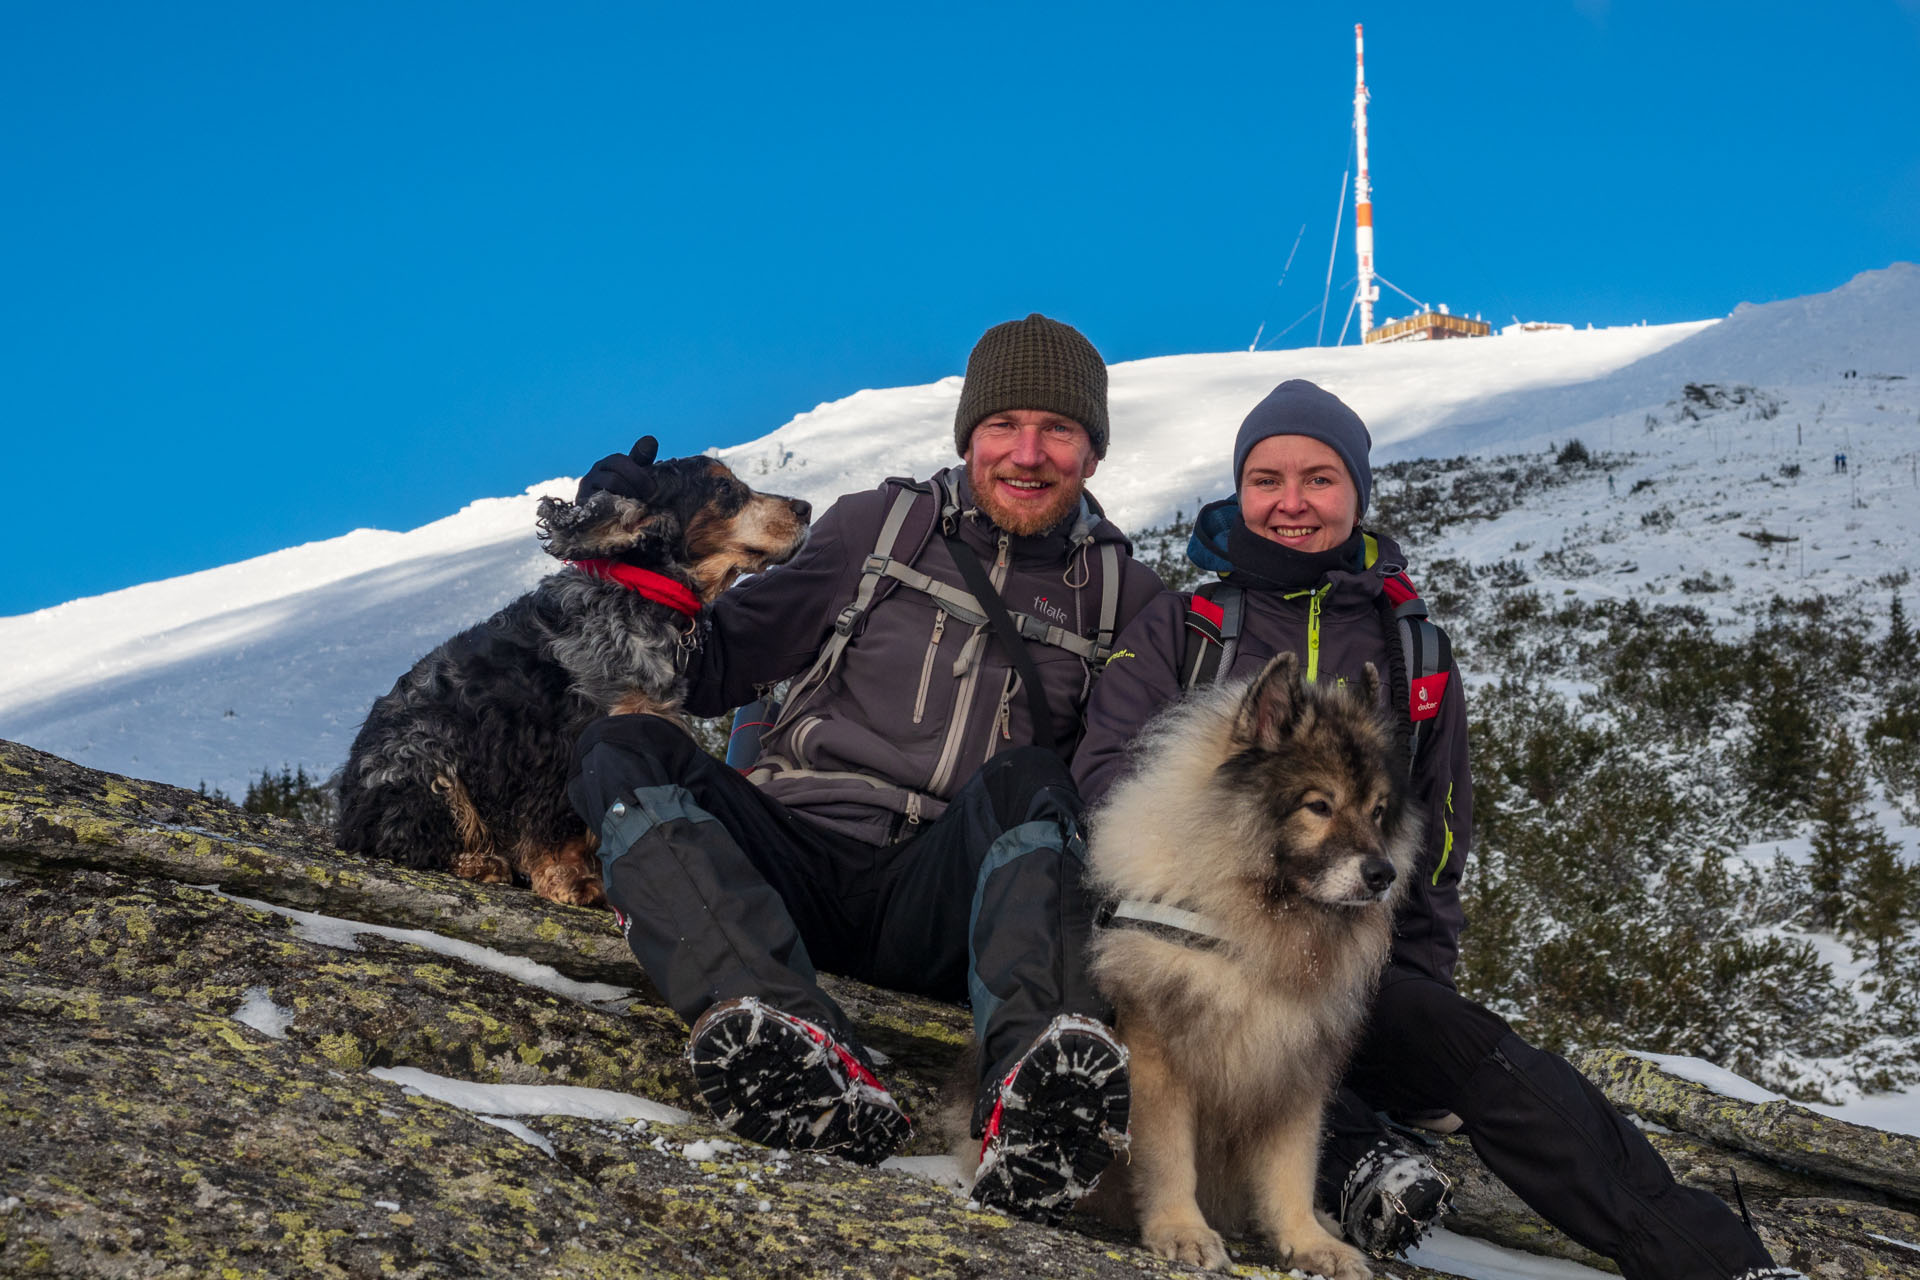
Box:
867, 554, 1108, 663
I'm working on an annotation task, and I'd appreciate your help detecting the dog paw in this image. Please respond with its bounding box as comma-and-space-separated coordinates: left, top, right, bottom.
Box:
451, 851, 515, 884
1278, 1234, 1371, 1280
535, 871, 606, 909
1143, 1218, 1230, 1270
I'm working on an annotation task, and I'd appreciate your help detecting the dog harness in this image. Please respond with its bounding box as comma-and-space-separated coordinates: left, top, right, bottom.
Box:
1093, 897, 1230, 949
568, 558, 703, 619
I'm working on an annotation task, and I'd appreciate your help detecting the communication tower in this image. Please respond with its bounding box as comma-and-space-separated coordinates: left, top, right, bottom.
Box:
1349, 25, 1492, 345
1352, 23, 1377, 338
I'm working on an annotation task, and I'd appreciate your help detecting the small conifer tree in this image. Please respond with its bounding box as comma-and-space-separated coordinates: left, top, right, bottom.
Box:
1807, 729, 1877, 932
1851, 835, 1916, 968
242, 764, 334, 825
1887, 593, 1916, 666
1744, 654, 1823, 814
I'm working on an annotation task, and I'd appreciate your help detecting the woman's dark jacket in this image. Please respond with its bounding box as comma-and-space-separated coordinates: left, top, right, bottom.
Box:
1071, 497, 1472, 987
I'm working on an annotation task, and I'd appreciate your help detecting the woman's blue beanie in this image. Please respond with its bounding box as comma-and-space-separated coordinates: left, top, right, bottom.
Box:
1231, 380, 1373, 516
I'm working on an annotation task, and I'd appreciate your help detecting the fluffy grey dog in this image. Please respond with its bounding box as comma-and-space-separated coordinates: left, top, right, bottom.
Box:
1085, 653, 1419, 1277
336, 437, 809, 906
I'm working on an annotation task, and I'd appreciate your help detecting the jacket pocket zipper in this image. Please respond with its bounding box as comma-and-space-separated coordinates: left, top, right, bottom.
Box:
988, 670, 1017, 760
927, 541, 1008, 797
913, 610, 947, 725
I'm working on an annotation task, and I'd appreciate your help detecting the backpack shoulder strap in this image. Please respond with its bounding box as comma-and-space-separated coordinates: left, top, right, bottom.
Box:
1180, 580, 1244, 690
763, 480, 936, 739
1383, 570, 1454, 766
1095, 541, 1122, 659
832, 482, 928, 641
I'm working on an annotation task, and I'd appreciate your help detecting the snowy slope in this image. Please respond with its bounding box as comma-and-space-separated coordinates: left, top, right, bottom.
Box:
1, 265, 1915, 804
0, 493, 561, 793
719, 316, 1716, 538
1396, 262, 1920, 458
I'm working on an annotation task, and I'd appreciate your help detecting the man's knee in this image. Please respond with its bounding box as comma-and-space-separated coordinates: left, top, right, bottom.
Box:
569, 714, 704, 823
574, 712, 698, 768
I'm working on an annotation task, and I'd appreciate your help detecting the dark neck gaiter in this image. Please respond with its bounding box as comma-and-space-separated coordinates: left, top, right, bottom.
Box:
1225, 522, 1366, 591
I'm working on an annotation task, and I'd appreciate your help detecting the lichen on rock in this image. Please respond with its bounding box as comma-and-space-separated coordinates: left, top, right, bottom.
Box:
4, 737, 1917, 1278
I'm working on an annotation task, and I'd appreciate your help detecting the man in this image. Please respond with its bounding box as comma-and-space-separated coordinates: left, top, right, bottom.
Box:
566, 314, 1165, 1220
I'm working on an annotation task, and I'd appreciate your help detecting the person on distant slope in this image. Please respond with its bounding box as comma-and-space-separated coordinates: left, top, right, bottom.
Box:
1074, 379, 1800, 1279
565, 314, 1165, 1221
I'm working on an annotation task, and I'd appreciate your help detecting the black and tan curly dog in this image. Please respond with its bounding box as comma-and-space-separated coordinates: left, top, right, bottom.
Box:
336, 436, 810, 907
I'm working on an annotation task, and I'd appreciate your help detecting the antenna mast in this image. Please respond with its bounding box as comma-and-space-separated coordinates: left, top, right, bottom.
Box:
1352, 23, 1378, 340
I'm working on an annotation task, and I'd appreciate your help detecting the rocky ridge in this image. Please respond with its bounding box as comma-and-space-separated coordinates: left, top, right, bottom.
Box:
2, 738, 1915, 1278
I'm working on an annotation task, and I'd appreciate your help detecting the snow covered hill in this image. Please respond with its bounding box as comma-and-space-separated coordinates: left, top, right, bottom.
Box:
2, 264, 1916, 801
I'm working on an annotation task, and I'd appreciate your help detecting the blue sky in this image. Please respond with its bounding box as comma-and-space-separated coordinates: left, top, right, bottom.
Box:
4, 2, 1917, 616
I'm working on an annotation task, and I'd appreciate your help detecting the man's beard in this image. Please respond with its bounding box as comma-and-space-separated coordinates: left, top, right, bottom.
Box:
968, 459, 1088, 537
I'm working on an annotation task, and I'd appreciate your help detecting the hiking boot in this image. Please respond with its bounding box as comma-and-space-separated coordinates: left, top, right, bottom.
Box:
1339, 1138, 1454, 1257
684, 996, 910, 1166
971, 1014, 1131, 1224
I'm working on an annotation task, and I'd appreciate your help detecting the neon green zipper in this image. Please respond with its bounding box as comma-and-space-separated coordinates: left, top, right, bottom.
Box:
1282, 584, 1333, 683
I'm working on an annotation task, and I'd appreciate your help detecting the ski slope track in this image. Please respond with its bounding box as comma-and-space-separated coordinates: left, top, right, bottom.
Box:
2, 264, 1916, 807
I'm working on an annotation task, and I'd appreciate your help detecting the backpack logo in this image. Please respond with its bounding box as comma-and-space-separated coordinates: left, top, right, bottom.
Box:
1032, 595, 1068, 624
1411, 672, 1449, 721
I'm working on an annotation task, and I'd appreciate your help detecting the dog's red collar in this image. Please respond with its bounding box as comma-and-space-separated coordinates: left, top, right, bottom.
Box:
568, 559, 703, 618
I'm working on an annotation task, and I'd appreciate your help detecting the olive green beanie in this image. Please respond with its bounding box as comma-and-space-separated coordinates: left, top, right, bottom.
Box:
953, 313, 1110, 458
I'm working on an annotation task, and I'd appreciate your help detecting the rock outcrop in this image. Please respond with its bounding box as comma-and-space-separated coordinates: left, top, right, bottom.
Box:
3, 738, 1916, 1278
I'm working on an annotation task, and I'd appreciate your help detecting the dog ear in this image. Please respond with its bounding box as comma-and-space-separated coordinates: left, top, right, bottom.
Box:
628, 436, 658, 467
1359, 661, 1382, 709
536, 491, 674, 561
1233, 652, 1305, 752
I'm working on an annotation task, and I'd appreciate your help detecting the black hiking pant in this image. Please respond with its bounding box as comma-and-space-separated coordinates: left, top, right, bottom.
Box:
567, 714, 1100, 1125
1318, 974, 1778, 1279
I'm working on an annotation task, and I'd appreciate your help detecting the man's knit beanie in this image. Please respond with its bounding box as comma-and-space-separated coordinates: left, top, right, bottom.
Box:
1231, 379, 1373, 516
953, 314, 1110, 458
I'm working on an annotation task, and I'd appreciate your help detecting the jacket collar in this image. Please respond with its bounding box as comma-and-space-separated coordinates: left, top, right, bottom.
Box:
1186, 495, 1404, 600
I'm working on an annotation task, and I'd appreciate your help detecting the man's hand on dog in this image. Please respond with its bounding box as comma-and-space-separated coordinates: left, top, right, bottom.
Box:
576, 436, 660, 504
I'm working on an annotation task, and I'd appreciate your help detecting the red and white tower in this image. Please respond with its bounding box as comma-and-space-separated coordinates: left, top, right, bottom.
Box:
1352, 23, 1378, 339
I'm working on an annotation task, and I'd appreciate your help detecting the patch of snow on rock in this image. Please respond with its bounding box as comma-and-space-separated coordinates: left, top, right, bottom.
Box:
229, 984, 296, 1039
218, 890, 631, 1005
371, 1065, 691, 1127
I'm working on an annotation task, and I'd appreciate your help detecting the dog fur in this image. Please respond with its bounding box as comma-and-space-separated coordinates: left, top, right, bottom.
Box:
335, 441, 810, 907
1084, 653, 1418, 1277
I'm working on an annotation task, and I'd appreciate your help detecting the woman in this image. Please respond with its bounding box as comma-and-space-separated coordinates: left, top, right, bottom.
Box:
1073, 380, 1792, 1279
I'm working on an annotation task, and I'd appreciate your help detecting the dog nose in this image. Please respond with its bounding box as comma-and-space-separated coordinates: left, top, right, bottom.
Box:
791, 498, 812, 523
1361, 858, 1396, 895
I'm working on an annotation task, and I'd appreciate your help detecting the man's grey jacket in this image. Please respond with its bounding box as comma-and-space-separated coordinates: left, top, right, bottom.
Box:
684, 466, 1165, 844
